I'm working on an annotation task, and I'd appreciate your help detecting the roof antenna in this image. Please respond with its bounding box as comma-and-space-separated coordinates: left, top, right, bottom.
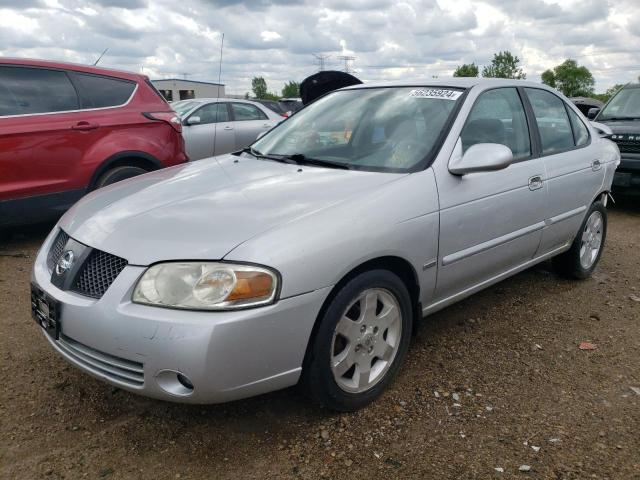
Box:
93, 48, 108, 66
213, 33, 225, 156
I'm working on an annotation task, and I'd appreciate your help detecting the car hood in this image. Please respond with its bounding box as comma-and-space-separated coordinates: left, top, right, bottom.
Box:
597, 119, 640, 134
60, 155, 404, 265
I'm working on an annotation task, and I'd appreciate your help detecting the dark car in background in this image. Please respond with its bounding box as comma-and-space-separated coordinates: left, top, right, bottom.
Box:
0, 58, 188, 227
589, 83, 640, 195
570, 96, 604, 116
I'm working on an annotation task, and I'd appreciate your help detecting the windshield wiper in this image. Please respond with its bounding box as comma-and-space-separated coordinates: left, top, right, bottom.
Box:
269, 153, 351, 170
237, 147, 296, 164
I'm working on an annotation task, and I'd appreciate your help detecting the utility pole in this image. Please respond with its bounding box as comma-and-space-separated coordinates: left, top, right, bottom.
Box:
312, 53, 330, 72
182, 73, 190, 80
337, 55, 356, 74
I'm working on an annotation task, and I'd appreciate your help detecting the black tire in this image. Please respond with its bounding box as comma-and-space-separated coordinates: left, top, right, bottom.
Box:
553, 200, 607, 279
94, 166, 147, 189
302, 270, 413, 411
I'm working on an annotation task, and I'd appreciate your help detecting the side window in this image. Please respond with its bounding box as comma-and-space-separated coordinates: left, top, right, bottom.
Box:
525, 88, 574, 155
461, 88, 531, 160
71, 73, 136, 109
192, 103, 229, 124
567, 107, 590, 147
0, 66, 79, 116
231, 103, 268, 121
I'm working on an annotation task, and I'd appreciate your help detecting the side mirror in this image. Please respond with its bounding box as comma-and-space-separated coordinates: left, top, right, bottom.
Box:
186, 116, 201, 126
587, 108, 600, 120
449, 143, 514, 175
590, 121, 613, 137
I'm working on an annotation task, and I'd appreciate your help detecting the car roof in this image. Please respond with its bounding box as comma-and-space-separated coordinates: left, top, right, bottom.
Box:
341, 78, 550, 90
0, 57, 145, 82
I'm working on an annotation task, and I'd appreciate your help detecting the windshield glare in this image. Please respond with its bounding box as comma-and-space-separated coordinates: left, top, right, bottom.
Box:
252, 87, 463, 172
600, 87, 640, 120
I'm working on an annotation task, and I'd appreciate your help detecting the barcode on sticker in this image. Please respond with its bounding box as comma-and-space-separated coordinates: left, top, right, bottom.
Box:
409, 89, 462, 100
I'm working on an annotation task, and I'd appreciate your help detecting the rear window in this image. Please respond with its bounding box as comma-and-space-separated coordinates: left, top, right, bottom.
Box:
0, 66, 79, 116
70, 72, 136, 109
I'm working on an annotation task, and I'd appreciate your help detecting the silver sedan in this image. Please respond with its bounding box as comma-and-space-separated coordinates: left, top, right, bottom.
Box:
172, 98, 282, 160
32, 79, 619, 411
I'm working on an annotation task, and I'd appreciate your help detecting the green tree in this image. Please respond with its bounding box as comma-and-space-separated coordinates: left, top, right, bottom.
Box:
482, 51, 526, 79
541, 59, 594, 97
453, 63, 479, 77
592, 84, 624, 103
251, 76, 268, 99
282, 80, 300, 98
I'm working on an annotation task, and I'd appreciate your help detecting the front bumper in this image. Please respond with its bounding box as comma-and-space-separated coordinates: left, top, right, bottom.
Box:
32, 231, 331, 404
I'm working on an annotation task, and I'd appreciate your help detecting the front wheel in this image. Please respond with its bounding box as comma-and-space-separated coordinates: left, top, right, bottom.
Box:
303, 270, 413, 411
553, 201, 607, 279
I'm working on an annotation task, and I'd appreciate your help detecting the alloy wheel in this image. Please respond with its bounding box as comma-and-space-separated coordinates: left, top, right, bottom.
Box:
330, 288, 402, 393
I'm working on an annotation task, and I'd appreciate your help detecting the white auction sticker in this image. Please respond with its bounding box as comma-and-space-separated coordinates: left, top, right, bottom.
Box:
408, 89, 463, 100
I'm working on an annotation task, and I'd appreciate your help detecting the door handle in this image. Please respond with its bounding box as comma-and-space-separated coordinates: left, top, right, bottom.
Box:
71, 121, 99, 131
528, 175, 544, 191
262, 123, 271, 128
223, 126, 233, 131
592, 159, 602, 171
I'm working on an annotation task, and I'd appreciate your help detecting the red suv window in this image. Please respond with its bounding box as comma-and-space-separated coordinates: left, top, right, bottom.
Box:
0, 66, 79, 116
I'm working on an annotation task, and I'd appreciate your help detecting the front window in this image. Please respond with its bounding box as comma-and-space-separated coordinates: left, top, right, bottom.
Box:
599, 87, 640, 120
172, 100, 202, 117
252, 87, 464, 172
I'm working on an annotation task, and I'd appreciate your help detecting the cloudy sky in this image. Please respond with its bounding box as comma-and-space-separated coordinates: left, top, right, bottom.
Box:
0, 0, 638, 96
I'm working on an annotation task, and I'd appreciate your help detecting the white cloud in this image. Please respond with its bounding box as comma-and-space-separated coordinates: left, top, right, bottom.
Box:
260, 30, 282, 41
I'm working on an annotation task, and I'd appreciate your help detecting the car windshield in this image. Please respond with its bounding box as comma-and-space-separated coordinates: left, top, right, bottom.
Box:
599, 87, 640, 120
172, 100, 202, 117
252, 87, 464, 172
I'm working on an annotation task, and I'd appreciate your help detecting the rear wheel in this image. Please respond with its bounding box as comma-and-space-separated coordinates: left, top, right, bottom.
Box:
94, 166, 147, 189
303, 270, 413, 411
553, 201, 607, 279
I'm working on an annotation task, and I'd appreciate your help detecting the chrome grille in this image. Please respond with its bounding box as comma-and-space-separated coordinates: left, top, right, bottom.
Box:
57, 334, 144, 387
46, 230, 69, 272
72, 249, 128, 299
611, 137, 640, 154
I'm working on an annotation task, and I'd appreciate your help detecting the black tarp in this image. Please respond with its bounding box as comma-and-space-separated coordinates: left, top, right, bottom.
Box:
300, 71, 362, 105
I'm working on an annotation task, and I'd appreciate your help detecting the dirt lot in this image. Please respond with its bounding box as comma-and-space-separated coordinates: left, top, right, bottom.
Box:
1, 200, 639, 480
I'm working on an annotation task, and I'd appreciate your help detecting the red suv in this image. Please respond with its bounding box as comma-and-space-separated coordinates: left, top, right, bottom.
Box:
0, 58, 188, 227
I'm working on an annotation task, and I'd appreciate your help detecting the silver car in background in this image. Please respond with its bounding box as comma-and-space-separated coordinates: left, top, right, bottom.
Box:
172, 98, 282, 160
31, 79, 619, 411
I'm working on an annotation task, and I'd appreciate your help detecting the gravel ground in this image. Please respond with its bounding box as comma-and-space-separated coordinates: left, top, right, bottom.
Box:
1, 200, 639, 480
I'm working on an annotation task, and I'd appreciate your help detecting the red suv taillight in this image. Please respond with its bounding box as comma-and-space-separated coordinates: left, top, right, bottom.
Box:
143, 112, 182, 133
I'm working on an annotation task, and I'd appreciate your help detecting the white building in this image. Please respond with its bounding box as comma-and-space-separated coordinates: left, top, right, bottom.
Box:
151, 79, 225, 102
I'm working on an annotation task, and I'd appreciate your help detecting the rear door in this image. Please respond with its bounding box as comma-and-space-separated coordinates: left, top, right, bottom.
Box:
524, 88, 604, 253
433, 87, 547, 302
230, 102, 273, 149
182, 102, 235, 159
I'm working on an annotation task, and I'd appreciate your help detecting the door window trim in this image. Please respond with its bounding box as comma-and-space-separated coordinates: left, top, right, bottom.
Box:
460, 86, 537, 164
0, 65, 138, 119
522, 87, 591, 158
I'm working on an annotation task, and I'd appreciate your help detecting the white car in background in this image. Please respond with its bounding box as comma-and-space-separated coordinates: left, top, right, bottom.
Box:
172, 98, 282, 160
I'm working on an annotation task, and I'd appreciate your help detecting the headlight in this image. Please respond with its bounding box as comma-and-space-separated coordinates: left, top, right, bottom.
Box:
132, 262, 278, 310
